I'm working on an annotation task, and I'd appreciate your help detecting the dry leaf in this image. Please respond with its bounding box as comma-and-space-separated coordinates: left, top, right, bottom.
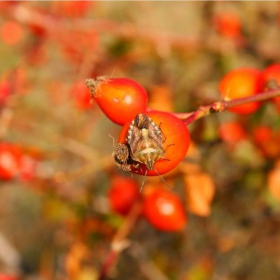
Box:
65, 242, 89, 280
217, 236, 235, 253
267, 160, 280, 201
184, 172, 215, 216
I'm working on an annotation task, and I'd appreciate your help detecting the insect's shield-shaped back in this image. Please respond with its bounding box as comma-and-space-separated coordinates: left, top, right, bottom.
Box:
127, 113, 165, 170
113, 113, 171, 191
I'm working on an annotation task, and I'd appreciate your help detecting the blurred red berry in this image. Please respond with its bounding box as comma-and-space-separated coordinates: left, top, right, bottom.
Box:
52, 1, 92, 18
118, 110, 190, 176
253, 125, 273, 145
213, 12, 241, 38
0, 274, 18, 280
262, 64, 280, 86
27, 7, 50, 38
19, 155, 37, 182
218, 121, 246, 145
108, 177, 140, 215
91, 77, 148, 125
71, 82, 93, 110
252, 125, 280, 158
1, 21, 24, 46
0, 1, 19, 9
143, 189, 187, 231
219, 68, 264, 114
0, 79, 11, 105
0, 143, 21, 180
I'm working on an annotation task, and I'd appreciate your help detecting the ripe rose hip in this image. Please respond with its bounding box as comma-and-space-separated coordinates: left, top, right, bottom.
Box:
252, 126, 280, 158
19, 155, 37, 182
52, 2, 92, 18
262, 64, 280, 111
218, 121, 246, 145
0, 143, 21, 180
219, 68, 264, 114
213, 12, 241, 38
143, 189, 187, 231
87, 77, 148, 125
108, 176, 140, 215
1, 21, 24, 46
118, 110, 190, 176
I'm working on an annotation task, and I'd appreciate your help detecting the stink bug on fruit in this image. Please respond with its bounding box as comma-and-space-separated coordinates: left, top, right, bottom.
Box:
126, 113, 170, 190
113, 143, 139, 172
127, 113, 166, 170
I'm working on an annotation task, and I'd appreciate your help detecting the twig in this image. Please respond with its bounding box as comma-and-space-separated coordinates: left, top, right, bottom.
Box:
181, 87, 280, 126
4, 4, 208, 52
98, 200, 142, 280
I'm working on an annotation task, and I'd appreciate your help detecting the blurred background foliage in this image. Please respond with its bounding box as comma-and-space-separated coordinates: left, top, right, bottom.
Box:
0, 1, 280, 280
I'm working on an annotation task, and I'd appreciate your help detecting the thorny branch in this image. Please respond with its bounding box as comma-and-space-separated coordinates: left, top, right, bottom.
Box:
181, 87, 280, 126
2, 4, 232, 53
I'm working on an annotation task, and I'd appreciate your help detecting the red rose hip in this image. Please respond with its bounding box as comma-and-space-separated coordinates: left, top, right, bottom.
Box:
0, 143, 21, 180
108, 176, 140, 215
86, 77, 148, 125
219, 68, 264, 114
118, 111, 190, 176
143, 188, 187, 231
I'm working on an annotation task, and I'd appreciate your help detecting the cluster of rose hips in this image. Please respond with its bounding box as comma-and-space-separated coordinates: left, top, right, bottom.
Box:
86, 62, 280, 231
0, 70, 40, 183
108, 176, 186, 231
0, 142, 38, 182
218, 65, 280, 157
86, 77, 190, 231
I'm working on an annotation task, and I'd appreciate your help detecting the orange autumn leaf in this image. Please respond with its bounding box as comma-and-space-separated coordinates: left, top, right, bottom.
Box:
65, 242, 89, 279
267, 160, 280, 201
184, 172, 215, 216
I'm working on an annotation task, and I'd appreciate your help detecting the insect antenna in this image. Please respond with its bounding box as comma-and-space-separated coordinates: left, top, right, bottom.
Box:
108, 134, 116, 148
139, 167, 171, 192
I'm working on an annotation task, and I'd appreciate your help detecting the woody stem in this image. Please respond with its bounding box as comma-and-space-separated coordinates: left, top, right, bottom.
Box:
180, 87, 280, 126
98, 200, 142, 280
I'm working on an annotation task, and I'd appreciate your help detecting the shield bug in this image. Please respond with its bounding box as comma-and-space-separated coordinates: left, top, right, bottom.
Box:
127, 113, 165, 170
126, 113, 170, 190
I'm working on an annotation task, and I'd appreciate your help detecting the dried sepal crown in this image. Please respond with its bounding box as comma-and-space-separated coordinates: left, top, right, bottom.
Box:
85, 76, 109, 97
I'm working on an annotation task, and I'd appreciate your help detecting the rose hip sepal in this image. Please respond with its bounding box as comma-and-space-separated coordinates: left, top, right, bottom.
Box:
86, 77, 148, 125
118, 111, 190, 176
